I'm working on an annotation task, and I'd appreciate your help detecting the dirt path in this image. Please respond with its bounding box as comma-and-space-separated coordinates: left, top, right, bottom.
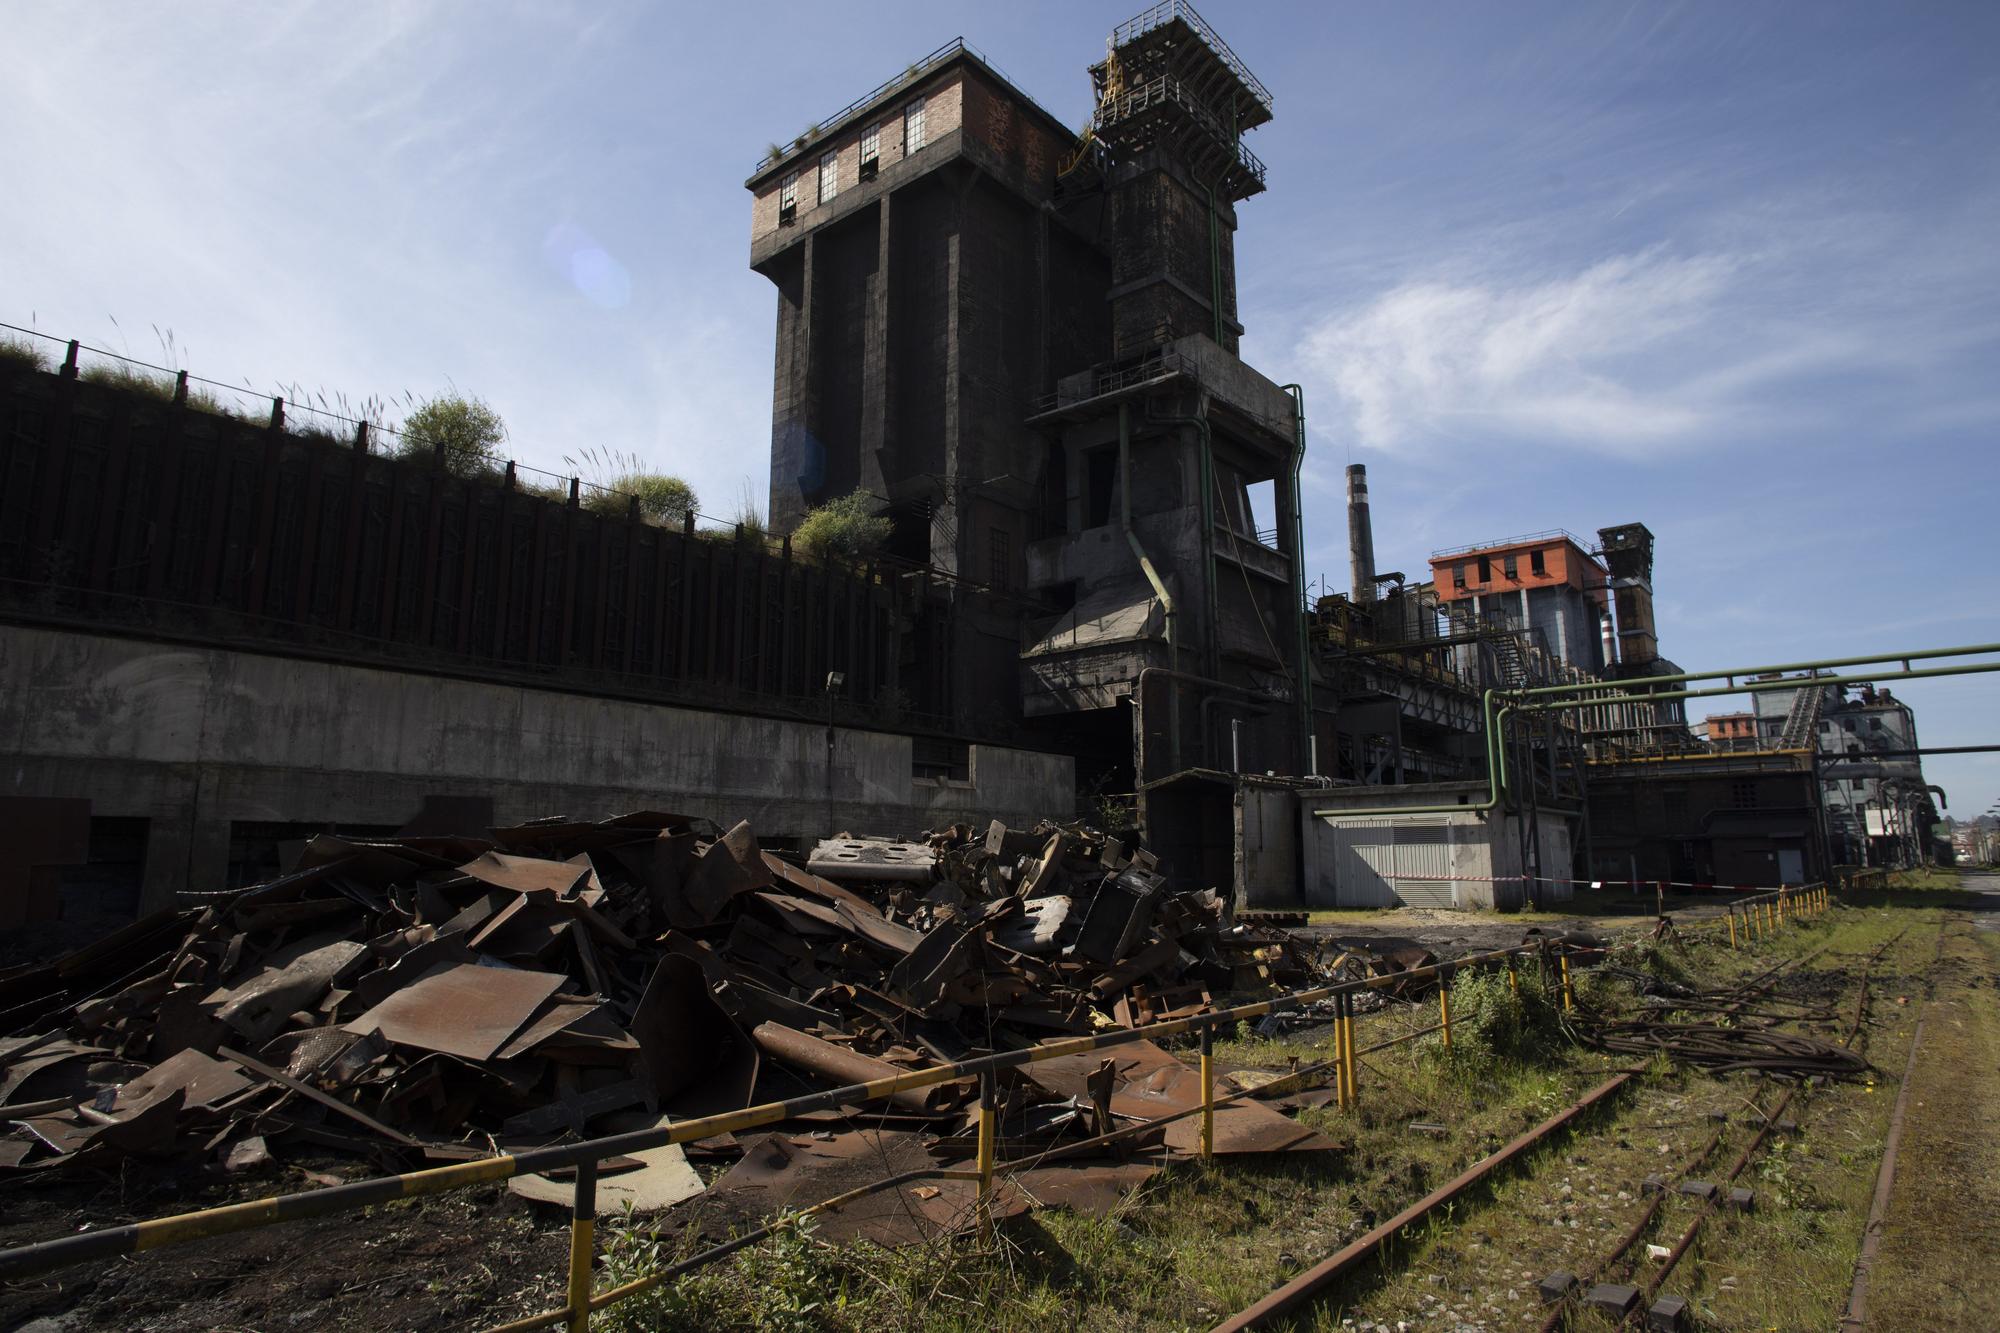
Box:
1864, 882, 2000, 1329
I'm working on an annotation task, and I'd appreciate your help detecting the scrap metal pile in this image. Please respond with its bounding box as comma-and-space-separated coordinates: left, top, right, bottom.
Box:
0, 812, 1343, 1237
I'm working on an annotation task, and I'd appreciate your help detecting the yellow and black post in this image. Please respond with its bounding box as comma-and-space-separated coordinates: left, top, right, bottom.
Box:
1199, 1024, 1215, 1161
1727, 904, 1738, 949
1439, 977, 1453, 1051
975, 1070, 997, 1235
1506, 955, 1519, 994
1559, 950, 1575, 1013
565, 1158, 597, 1333
1340, 991, 1359, 1108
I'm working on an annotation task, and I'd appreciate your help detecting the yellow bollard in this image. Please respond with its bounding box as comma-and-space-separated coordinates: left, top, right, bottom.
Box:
1198, 1026, 1215, 1162
975, 1071, 997, 1235
1340, 992, 1359, 1109
566, 1159, 597, 1333
1559, 952, 1575, 1012
1507, 956, 1519, 994
1439, 983, 1453, 1051
1727, 905, 1738, 949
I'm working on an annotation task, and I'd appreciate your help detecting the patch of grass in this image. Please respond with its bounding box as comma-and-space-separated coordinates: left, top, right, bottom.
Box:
0, 334, 52, 373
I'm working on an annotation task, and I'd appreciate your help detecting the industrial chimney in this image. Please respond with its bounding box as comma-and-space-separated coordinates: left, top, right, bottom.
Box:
1347, 464, 1376, 604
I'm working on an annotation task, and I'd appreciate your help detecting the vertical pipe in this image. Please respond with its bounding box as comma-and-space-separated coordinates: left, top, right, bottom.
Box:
1119, 402, 1179, 772
1559, 953, 1575, 1012
1728, 906, 1738, 949
1199, 1025, 1215, 1162
1507, 957, 1519, 995
1439, 983, 1453, 1051
1230, 717, 1242, 774
566, 1159, 597, 1333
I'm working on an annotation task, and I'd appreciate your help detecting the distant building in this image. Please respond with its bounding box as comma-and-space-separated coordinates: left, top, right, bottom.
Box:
1749, 677, 1943, 868
1428, 530, 1612, 673
1699, 712, 1760, 749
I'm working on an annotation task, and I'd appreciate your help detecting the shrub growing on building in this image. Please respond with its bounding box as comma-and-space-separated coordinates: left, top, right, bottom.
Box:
397, 393, 506, 478
792, 489, 892, 559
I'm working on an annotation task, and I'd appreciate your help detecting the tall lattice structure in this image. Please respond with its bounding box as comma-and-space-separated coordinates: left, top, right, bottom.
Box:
1088, 2, 1274, 357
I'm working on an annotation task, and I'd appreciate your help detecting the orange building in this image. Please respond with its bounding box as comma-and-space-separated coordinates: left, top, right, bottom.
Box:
1427, 530, 1612, 671
1700, 712, 1759, 746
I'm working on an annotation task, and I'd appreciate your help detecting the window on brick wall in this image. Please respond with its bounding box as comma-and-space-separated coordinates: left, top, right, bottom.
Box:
1503, 553, 1518, 579
988, 528, 1011, 590
906, 96, 927, 153
860, 123, 880, 179
778, 171, 798, 224
1530, 548, 1546, 576
912, 735, 969, 781
1476, 554, 1491, 582
1452, 563, 1466, 589
818, 151, 838, 204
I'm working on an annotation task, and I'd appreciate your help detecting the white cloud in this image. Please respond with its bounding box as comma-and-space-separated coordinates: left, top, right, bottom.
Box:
1303, 247, 1751, 455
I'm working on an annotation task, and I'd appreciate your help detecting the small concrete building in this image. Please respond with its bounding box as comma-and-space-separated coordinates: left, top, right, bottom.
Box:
1300, 782, 1575, 911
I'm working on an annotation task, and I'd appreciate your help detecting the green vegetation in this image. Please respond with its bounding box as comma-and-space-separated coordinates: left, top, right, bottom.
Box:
0, 334, 50, 373
567, 447, 699, 525
396, 392, 507, 479
792, 489, 891, 559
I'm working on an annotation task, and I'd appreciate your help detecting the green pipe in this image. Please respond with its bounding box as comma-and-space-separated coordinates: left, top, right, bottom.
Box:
1507, 642, 2000, 700
1494, 657, 2000, 796
1120, 402, 1180, 768
1316, 644, 2000, 822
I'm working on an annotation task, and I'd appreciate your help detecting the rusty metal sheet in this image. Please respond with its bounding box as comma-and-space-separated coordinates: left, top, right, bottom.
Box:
1027, 1039, 1340, 1157
213, 938, 368, 1045
342, 963, 565, 1061
457, 850, 589, 896
630, 955, 759, 1119
886, 916, 978, 1013
807, 838, 937, 882
691, 1129, 1013, 1246
684, 821, 773, 921
510, 1112, 703, 1212
1006, 1161, 1160, 1216
493, 995, 601, 1060
111, 1048, 252, 1114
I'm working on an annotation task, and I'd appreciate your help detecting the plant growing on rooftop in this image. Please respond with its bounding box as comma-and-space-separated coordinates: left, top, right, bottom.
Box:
396, 392, 506, 479
792, 488, 892, 560
0, 334, 50, 373
566, 446, 699, 525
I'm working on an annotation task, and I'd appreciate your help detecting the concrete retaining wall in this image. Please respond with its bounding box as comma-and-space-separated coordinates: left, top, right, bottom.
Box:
0, 624, 1072, 913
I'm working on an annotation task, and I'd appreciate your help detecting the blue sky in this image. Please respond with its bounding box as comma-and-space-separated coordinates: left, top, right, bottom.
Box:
4, 2, 1996, 815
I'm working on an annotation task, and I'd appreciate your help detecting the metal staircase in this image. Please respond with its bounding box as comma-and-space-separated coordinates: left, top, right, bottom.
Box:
1778, 679, 1825, 749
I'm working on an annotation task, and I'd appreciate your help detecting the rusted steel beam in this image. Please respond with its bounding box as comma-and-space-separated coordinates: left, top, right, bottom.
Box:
527, 500, 550, 664
1209, 1073, 1635, 1333
558, 501, 579, 665
335, 431, 368, 629
195, 437, 234, 604
419, 467, 446, 645
143, 418, 187, 600
291, 445, 326, 623
455, 487, 481, 656
377, 475, 407, 639
86, 423, 131, 591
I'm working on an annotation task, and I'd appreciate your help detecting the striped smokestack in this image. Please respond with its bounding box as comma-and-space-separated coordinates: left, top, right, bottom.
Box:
1346, 464, 1376, 604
